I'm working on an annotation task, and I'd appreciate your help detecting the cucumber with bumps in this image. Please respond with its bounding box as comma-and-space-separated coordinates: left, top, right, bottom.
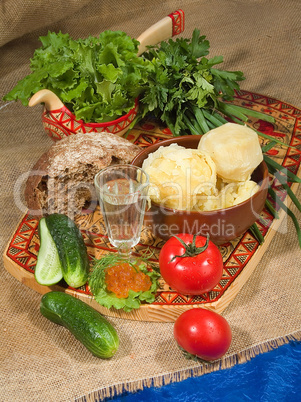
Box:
40, 291, 119, 358
44, 213, 89, 288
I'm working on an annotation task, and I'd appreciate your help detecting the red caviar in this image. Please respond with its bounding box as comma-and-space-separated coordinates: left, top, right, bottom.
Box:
105, 262, 152, 298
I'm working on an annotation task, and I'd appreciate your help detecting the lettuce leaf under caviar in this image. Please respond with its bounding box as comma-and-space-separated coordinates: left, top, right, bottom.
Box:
3, 30, 151, 123
88, 254, 160, 312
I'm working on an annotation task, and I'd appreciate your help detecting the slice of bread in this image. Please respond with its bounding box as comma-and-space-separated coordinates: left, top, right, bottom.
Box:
25, 132, 141, 218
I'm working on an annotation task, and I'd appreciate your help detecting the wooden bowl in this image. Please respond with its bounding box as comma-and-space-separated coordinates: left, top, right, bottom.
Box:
132, 136, 269, 244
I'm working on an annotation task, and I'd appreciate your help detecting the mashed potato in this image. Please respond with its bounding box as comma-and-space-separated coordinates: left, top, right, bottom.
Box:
142, 143, 216, 210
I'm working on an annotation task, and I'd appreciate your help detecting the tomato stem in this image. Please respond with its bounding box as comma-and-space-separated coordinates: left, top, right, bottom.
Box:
170, 234, 210, 262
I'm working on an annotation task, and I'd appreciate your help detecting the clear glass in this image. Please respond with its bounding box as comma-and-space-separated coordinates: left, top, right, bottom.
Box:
94, 164, 149, 259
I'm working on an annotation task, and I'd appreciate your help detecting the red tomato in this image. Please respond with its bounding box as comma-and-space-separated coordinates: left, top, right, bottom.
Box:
174, 308, 232, 361
159, 234, 223, 295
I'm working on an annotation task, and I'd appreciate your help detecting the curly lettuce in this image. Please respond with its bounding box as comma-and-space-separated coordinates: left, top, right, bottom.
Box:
3, 30, 151, 123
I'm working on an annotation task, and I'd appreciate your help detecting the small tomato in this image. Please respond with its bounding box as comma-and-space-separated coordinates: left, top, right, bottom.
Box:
174, 308, 232, 361
159, 234, 223, 295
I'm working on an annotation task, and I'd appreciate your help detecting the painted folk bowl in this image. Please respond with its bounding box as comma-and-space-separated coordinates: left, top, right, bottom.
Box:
132, 136, 269, 245
28, 89, 139, 141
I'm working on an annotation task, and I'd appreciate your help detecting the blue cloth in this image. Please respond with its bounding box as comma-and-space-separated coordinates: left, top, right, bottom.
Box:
105, 341, 301, 402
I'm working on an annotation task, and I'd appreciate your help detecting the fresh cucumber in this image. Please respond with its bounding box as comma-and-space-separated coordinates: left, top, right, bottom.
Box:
35, 217, 63, 286
45, 213, 89, 288
40, 292, 119, 358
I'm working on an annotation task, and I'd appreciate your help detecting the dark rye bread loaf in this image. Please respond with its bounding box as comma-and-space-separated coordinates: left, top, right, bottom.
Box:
24, 132, 141, 218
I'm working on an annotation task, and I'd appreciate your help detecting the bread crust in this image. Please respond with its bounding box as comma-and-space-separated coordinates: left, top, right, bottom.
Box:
24, 132, 141, 217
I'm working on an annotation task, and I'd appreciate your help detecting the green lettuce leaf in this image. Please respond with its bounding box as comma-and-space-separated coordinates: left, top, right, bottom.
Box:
3, 30, 151, 123
94, 279, 158, 312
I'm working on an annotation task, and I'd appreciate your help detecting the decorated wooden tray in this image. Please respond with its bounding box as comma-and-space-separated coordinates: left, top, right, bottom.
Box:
3, 90, 301, 322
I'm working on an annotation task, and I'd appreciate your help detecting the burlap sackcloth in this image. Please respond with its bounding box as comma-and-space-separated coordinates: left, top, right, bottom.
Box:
0, 1, 300, 401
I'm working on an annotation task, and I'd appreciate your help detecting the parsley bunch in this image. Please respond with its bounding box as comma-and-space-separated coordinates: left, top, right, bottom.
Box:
140, 29, 273, 136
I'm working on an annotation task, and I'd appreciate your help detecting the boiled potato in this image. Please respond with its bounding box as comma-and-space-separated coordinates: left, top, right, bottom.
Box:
198, 123, 263, 182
